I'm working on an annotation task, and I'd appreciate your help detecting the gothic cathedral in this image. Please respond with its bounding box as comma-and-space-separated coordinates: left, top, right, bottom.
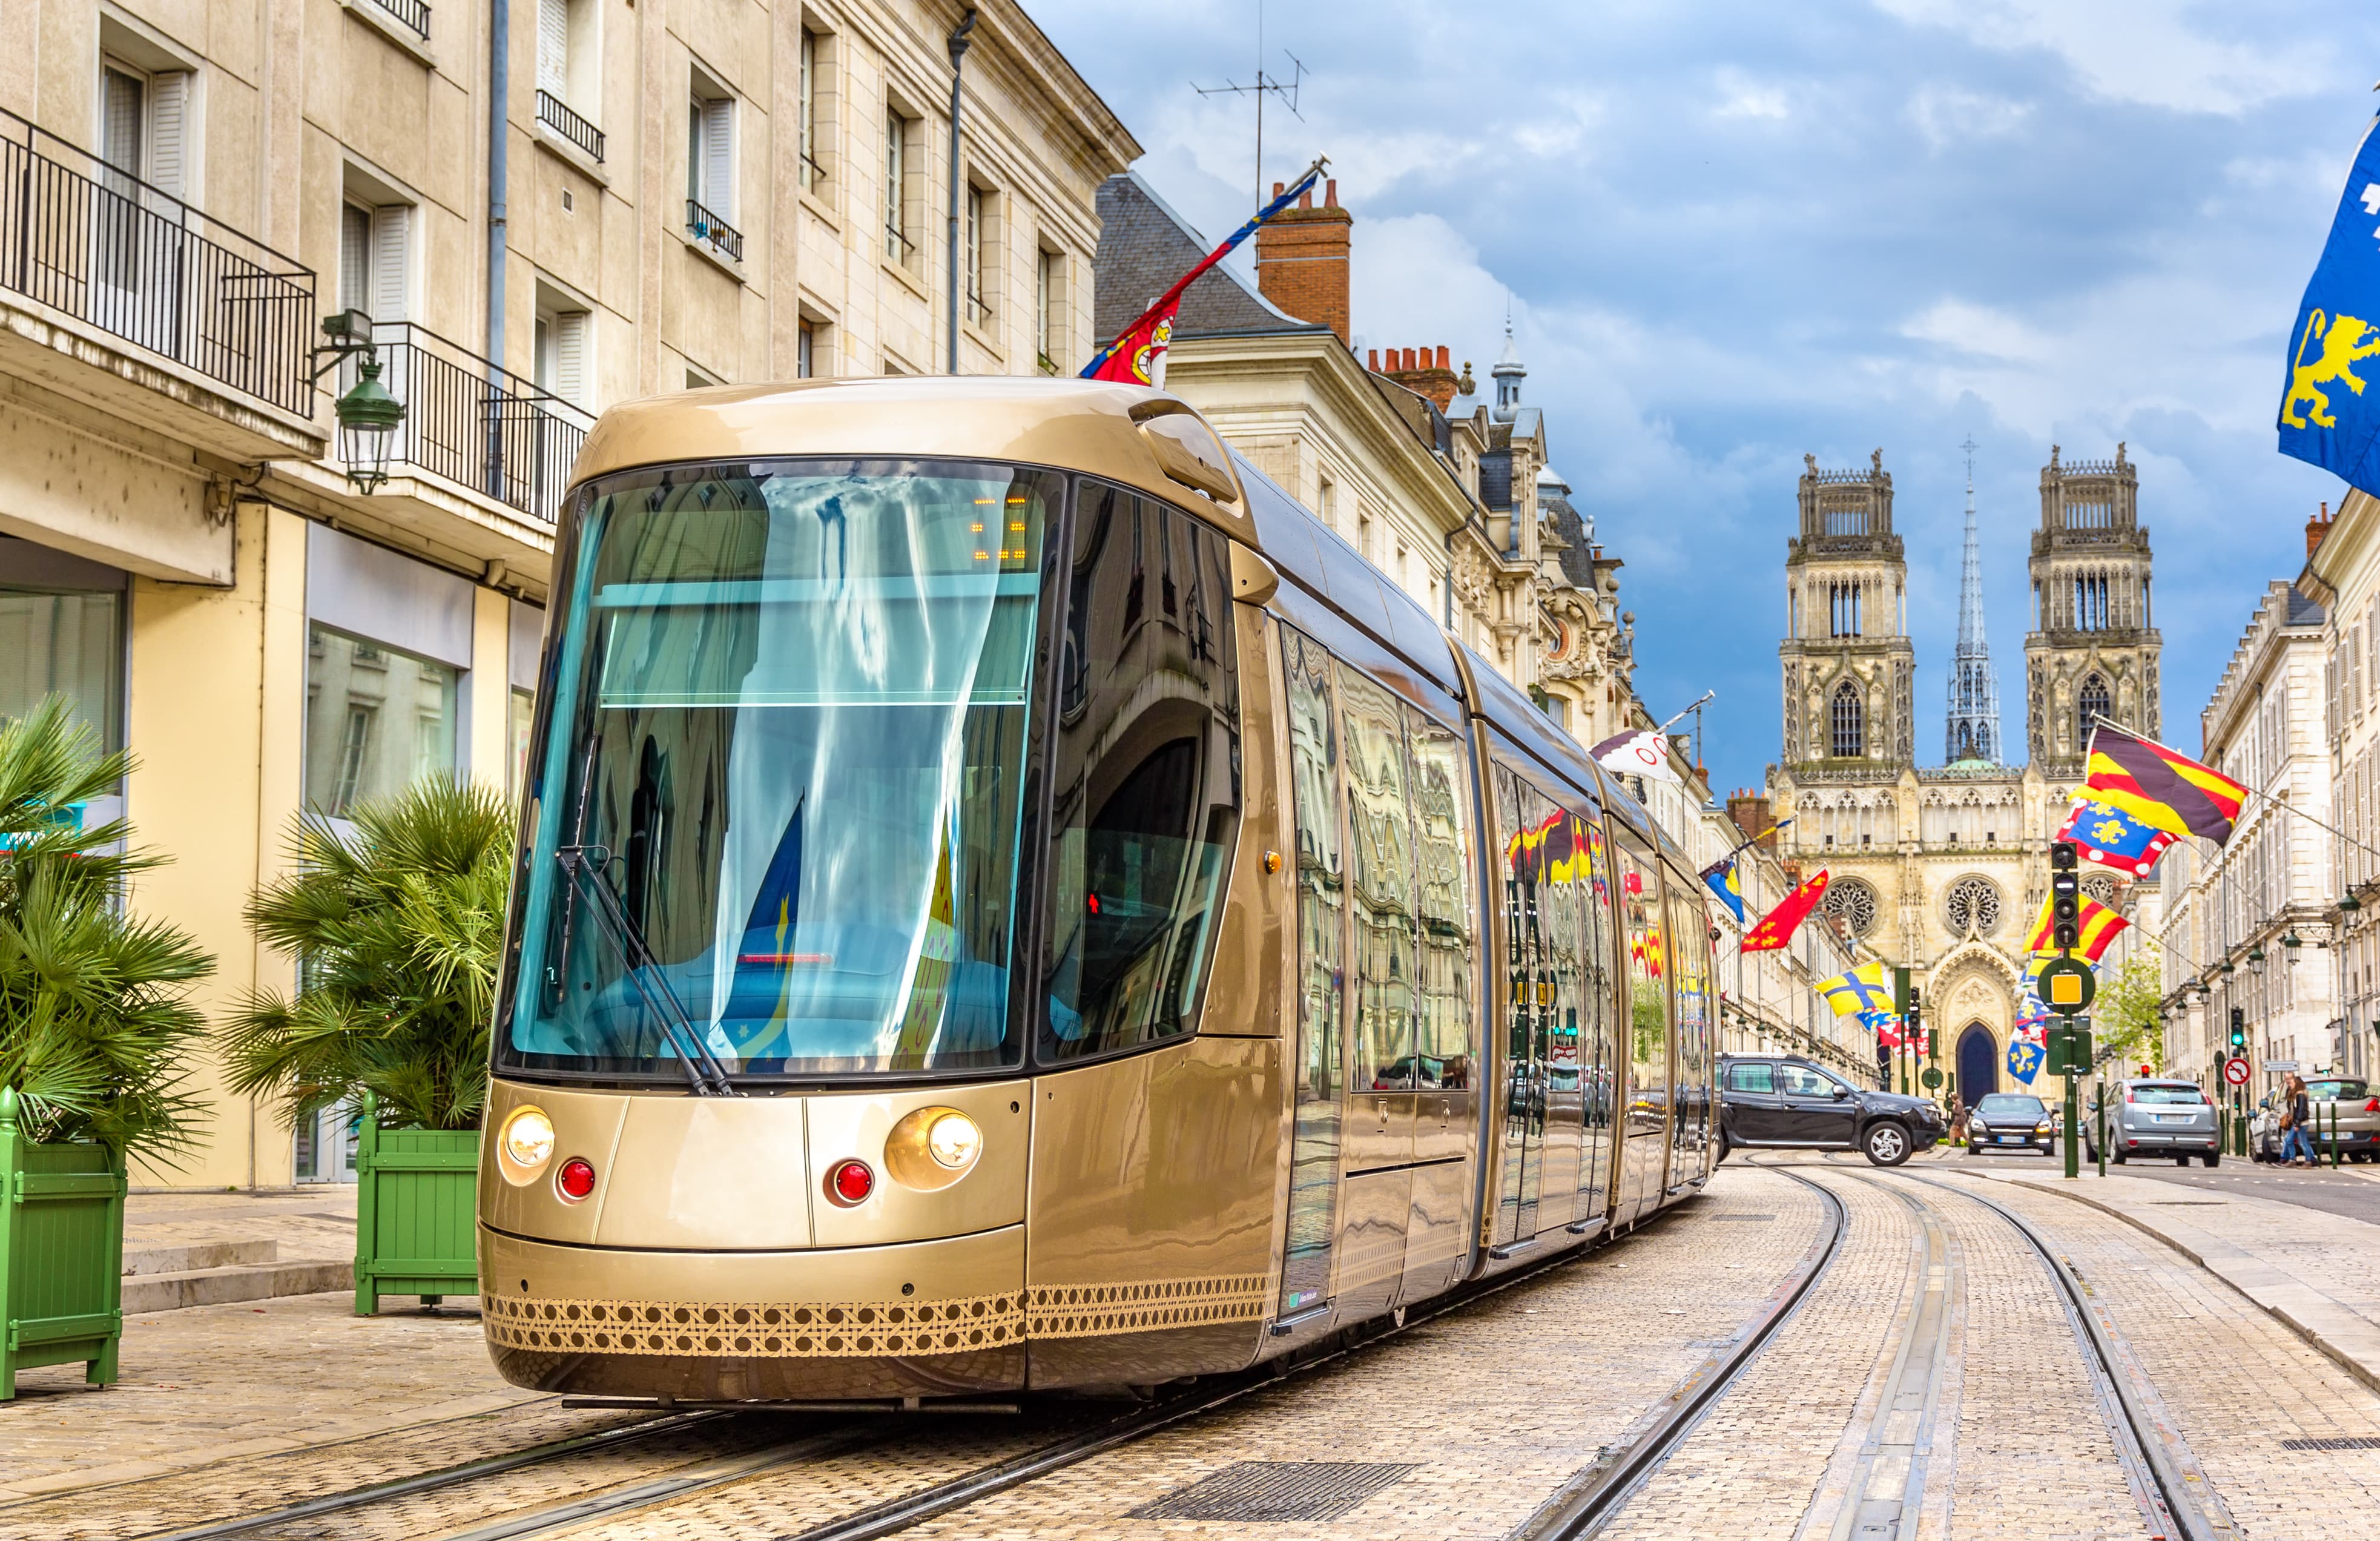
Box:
1767, 446, 2157, 1105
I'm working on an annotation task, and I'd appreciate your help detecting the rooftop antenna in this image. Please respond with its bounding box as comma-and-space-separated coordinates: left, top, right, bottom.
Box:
1193, 0, 1308, 210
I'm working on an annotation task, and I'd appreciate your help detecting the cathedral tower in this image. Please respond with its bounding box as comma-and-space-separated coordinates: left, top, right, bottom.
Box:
2024, 444, 2160, 776
1945, 440, 2003, 764
1781, 450, 1915, 775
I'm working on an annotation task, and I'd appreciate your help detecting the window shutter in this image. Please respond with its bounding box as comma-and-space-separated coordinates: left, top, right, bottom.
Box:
370, 203, 410, 323
148, 71, 190, 197
702, 97, 734, 218
554, 310, 587, 405
340, 204, 371, 314
538, 0, 569, 96
101, 68, 144, 179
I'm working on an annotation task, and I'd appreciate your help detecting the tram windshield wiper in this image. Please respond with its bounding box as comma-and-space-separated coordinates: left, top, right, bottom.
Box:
554, 845, 739, 1096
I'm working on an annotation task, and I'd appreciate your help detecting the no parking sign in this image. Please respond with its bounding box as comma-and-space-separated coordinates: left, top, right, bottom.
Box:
2223, 1057, 2251, 1087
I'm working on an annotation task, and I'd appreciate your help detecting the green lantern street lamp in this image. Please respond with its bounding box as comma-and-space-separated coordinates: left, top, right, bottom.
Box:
2284, 931, 2304, 951
2248, 945, 2266, 974
2344, 890, 2365, 913
311, 309, 408, 496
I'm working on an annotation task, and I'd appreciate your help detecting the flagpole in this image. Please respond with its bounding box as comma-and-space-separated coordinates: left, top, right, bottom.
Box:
2240, 785, 2380, 864
1652, 690, 1716, 737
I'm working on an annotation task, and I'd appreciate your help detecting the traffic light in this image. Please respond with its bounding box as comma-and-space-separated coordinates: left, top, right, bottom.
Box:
2050, 840, 2080, 949
2229, 1006, 2247, 1054
2140, 1063, 2152, 1077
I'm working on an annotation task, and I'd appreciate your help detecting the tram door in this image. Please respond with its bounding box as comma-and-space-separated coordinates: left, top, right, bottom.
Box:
1277, 629, 1346, 1320
1489, 759, 1589, 1245
1612, 828, 1674, 1219
1665, 884, 1715, 1191
1574, 814, 1619, 1227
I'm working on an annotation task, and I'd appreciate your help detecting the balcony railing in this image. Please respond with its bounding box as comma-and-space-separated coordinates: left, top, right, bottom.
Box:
0, 107, 315, 415
536, 90, 605, 162
365, 0, 431, 39
333, 322, 593, 525
686, 199, 742, 263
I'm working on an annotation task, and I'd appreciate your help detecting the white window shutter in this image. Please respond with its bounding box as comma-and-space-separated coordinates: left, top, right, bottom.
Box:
148, 72, 190, 198
538, 0, 569, 96
340, 204, 371, 314
702, 97, 734, 219
370, 203, 410, 323
555, 310, 587, 405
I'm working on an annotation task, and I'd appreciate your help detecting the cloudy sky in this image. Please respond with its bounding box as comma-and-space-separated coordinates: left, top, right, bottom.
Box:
1029, 0, 2380, 796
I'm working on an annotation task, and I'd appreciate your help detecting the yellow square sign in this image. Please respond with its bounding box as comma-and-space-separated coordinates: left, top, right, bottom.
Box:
2049, 972, 2085, 1006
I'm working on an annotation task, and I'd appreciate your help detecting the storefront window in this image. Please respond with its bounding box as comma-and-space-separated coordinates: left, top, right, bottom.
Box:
0, 586, 124, 750
303, 623, 460, 817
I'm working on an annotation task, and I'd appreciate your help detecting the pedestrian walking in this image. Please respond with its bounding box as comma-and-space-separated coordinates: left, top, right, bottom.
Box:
1947, 1092, 1968, 1145
2281, 1074, 2319, 1167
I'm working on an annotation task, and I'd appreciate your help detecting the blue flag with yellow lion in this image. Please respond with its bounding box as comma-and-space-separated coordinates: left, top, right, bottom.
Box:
2280, 119, 2380, 492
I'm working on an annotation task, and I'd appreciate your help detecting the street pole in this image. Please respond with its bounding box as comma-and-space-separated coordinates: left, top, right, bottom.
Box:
2095, 1078, 2107, 1178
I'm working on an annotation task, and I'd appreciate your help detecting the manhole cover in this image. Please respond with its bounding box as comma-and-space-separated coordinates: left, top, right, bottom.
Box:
2281, 1436, 2380, 1451
1131, 1462, 1419, 1521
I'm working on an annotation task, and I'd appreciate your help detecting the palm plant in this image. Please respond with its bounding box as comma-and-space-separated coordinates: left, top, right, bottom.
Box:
220, 780, 514, 1132
0, 696, 214, 1157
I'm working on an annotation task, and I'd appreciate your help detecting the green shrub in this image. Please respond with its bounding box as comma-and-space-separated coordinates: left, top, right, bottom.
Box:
220, 780, 513, 1132
0, 697, 214, 1158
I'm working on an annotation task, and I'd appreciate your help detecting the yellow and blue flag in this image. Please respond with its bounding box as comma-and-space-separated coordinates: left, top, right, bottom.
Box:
1700, 857, 1746, 925
2055, 797, 2178, 879
1818, 961, 1893, 1018
2006, 1023, 2046, 1085
2279, 119, 2380, 493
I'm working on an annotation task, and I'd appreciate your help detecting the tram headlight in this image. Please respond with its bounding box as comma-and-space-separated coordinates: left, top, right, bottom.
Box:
498, 1106, 556, 1185
926, 1112, 981, 1170
883, 1104, 984, 1190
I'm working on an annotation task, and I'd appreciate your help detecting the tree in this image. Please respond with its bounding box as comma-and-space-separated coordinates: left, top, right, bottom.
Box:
2094, 955, 2164, 1071
0, 697, 214, 1157
219, 780, 513, 1132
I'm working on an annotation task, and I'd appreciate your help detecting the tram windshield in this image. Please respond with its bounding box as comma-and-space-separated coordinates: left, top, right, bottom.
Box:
500, 459, 1059, 1079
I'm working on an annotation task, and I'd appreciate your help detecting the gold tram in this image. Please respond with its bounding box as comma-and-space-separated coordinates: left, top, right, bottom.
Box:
476, 377, 1717, 1402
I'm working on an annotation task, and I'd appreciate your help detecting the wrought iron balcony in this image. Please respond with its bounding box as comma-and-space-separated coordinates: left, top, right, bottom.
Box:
0, 107, 315, 415
329, 322, 593, 525
535, 91, 605, 162
686, 199, 742, 263
366, 0, 431, 39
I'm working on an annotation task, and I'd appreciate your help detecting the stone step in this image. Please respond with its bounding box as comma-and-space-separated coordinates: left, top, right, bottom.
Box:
123, 1258, 352, 1314
122, 1239, 279, 1277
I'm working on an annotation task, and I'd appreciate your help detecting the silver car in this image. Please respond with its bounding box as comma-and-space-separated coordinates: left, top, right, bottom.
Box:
2090, 1078, 2220, 1166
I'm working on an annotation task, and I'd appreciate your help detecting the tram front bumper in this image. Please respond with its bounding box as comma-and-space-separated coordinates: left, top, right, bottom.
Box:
478, 1222, 1026, 1401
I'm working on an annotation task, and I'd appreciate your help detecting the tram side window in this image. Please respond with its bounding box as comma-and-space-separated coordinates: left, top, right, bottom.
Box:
1666, 883, 1713, 1167
1040, 480, 1242, 1060
1614, 833, 1671, 1137
1578, 814, 1617, 1141
1406, 707, 1474, 1088
1336, 663, 1417, 1091
1279, 625, 1344, 1313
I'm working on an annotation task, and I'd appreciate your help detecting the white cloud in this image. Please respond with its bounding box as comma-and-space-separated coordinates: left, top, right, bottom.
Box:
1907, 85, 2034, 149
1713, 67, 1793, 121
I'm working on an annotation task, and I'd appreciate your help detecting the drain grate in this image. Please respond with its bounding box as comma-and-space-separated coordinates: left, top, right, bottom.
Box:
1130, 1462, 1419, 1521
2282, 1436, 2380, 1451
1711, 1213, 1777, 1222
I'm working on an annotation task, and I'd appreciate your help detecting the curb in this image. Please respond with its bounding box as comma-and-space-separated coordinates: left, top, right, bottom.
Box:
1998, 1174, 2380, 1401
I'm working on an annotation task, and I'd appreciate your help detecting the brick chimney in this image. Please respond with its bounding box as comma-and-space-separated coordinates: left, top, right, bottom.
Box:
2309, 500, 2333, 559
1256, 177, 1353, 343
1374, 343, 1461, 412
1727, 790, 1776, 850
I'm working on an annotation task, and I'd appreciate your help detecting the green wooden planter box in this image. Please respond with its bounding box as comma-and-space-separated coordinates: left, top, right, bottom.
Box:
354, 1094, 481, 1315
0, 1087, 126, 1400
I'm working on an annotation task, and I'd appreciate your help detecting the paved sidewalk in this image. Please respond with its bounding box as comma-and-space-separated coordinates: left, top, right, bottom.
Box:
119, 1186, 359, 1311
1971, 1165, 2380, 1394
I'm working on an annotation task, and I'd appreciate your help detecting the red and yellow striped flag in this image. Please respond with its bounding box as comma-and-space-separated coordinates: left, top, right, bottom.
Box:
2024, 890, 2129, 963
2083, 724, 2249, 846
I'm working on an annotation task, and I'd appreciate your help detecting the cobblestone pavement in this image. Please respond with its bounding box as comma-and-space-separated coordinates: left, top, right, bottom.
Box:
0, 1290, 533, 1497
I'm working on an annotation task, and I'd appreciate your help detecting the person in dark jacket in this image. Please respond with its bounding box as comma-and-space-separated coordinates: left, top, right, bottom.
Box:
2281, 1074, 2318, 1167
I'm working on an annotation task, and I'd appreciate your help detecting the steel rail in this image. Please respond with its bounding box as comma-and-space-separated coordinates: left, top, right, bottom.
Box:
1505, 1159, 1849, 1539
1887, 1169, 2239, 1541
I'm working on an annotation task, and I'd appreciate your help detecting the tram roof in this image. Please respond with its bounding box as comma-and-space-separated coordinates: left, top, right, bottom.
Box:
569, 375, 1256, 544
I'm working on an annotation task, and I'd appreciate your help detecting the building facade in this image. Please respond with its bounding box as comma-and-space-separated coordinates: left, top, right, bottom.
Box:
0, 0, 1134, 1186
1769, 447, 2153, 1107
2296, 497, 2380, 1082
2025, 445, 2161, 775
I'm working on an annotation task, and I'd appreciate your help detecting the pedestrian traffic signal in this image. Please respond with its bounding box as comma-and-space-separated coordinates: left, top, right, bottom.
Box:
2050, 840, 2080, 948
2229, 1006, 2246, 1053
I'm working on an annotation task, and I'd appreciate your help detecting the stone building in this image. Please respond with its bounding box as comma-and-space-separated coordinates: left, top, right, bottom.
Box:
2026, 445, 2162, 774
2293, 497, 2380, 1081
1769, 447, 2154, 1105
0, 0, 1135, 1186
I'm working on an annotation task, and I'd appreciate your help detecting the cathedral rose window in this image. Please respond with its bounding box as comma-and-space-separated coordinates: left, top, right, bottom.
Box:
1943, 876, 2002, 937
2083, 874, 2118, 906
1823, 877, 1880, 938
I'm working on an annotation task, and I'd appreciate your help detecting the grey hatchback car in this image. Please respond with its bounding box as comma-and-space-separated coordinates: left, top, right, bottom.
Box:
2089, 1078, 2220, 1166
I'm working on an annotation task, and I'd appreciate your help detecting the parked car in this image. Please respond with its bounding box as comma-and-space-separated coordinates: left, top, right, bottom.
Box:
2254, 1077, 2380, 1162
1967, 1092, 2057, 1156
1716, 1054, 1945, 1167
2088, 1078, 2219, 1166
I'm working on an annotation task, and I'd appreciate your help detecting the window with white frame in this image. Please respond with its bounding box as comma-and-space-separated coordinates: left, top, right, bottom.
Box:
687, 70, 737, 245
799, 26, 825, 191
99, 56, 194, 198
964, 184, 991, 326
884, 108, 915, 264
338, 197, 410, 323
1034, 247, 1058, 371
535, 0, 603, 156
533, 296, 588, 408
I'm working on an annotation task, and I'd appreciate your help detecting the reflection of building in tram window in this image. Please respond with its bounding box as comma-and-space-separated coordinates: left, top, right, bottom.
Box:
302, 623, 458, 818
1040, 480, 1242, 1060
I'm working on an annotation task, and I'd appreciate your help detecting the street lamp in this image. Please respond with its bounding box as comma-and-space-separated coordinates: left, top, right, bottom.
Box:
2249, 945, 2266, 975
311, 310, 407, 495
2284, 931, 2304, 952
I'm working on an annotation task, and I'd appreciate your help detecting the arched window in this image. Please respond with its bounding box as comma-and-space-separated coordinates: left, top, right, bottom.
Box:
2079, 673, 2109, 746
1831, 682, 1864, 759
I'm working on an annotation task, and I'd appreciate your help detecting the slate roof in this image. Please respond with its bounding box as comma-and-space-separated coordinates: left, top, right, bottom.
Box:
1093, 173, 1318, 346
2285, 584, 2326, 626
1543, 491, 1596, 589
1478, 450, 1512, 512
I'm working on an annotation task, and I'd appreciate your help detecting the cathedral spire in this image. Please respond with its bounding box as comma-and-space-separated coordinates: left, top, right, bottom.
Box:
1946, 437, 2003, 764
